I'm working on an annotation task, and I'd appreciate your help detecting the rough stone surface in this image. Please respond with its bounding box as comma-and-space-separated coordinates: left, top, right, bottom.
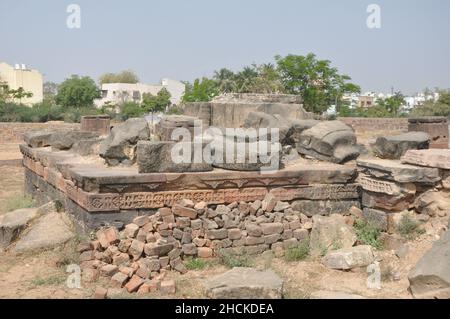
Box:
401, 149, 450, 170
322, 245, 375, 270
13, 212, 75, 253
24, 130, 59, 148
414, 190, 450, 217
100, 118, 150, 166
310, 290, 366, 299
362, 208, 388, 231
50, 130, 99, 151
291, 200, 360, 217
357, 159, 441, 183
137, 141, 212, 173
372, 132, 430, 160
408, 229, 450, 298
296, 121, 360, 164
309, 214, 357, 256
0, 208, 39, 249
204, 267, 283, 299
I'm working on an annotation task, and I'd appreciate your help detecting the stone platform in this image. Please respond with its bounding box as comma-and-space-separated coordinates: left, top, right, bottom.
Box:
20, 144, 359, 230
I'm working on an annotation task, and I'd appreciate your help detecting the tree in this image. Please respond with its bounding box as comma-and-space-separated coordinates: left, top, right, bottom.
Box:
213, 68, 236, 93
375, 92, 405, 116
0, 82, 33, 104
43, 81, 58, 105
142, 88, 172, 125
411, 88, 450, 117
99, 70, 139, 84
275, 53, 360, 113
181, 78, 219, 102
56, 75, 101, 108
248, 63, 284, 94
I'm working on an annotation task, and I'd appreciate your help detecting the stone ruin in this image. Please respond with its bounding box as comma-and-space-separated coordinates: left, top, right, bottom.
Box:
16, 93, 450, 298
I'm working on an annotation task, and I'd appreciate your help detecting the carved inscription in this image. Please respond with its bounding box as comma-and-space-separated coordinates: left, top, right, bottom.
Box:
69, 188, 269, 212
271, 184, 360, 201
358, 175, 396, 195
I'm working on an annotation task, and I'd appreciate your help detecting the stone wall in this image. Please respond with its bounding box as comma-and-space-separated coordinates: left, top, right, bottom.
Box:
0, 122, 80, 144
338, 118, 408, 133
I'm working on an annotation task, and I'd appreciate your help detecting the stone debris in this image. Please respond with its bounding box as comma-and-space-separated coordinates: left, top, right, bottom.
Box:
295, 121, 360, 164
401, 149, 450, 170
322, 245, 375, 270
99, 117, 150, 166
79, 197, 319, 295
371, 132, 430, 160
408, 229, 450, 299
203, 267, 283, 299
309, 214, 357, 257
309, 290, 366, 299
13, 212, 75, 254
0, 208, 40, 249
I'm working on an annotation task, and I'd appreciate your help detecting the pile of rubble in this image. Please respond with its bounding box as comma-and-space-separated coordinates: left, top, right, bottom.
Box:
78, 195, 321, 295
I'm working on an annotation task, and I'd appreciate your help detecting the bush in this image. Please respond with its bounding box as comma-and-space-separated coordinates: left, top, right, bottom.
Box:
3, 193, 36, 212
284, 242, 310, 262
184, 257, 208, 270
120, 102, 146, 120
397, 215, 425, 240
217, 250, 252, 268
354, 220, 383, 249
166, 106, 183, 115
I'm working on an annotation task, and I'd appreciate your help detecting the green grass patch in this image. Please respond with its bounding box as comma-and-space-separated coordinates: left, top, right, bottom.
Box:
284, 242, 310, 262
217, 250, 252, 268
354, 220, 383, 249
184, 257, 209, 270
397, 215, 425, 240
30, 274, 66, 287
4, 194, 36, 212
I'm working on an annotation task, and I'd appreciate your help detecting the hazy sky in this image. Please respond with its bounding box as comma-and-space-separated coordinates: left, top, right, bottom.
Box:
1, 0, 449, 94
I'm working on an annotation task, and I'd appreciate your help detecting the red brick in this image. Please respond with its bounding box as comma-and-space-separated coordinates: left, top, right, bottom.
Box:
96, 227, 119, 248
93, 287, 108, 299
124, 275, 144, 293
160, 280, 176, 294
172, 205, 198, 219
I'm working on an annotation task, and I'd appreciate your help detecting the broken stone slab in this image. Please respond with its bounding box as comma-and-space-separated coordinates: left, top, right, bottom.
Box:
408, 229, 450, 298
291, 200, 361, 217
283, 119, 320, 146
100, 118, 150, 166
357, 159, 441, 184
0, 208, 40, 249
413, 190, 450, 217
137, 141, 213, 173
357, 174, 416, 196
243, 111, 291, 142
322, 245, 375, 270
24, 129, 62, 148
203, 267, 283, 299
309, 214, 357, 257
13, 212, 75, 254
211, 141, 283, 172
362, 191, 414, 212
362, 208, 388, 231
156, 115, 200, 142
401, 149, 450, 170
309, 290, 366, 299
72, 137, 105, 156
371, 132, 430, 160
296, 121, 360, 164
50, 130, 100, 151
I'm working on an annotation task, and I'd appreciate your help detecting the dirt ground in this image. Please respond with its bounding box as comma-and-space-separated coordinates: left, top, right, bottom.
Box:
0, 141, 443, 299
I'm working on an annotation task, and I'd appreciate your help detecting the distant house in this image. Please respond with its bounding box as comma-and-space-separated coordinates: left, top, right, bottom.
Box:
95, 78, 185, 108
0, 62, 43, 106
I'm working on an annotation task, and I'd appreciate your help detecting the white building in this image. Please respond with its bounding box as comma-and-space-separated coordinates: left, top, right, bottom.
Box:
0, 62, 43, 106
95, 78, 185, 108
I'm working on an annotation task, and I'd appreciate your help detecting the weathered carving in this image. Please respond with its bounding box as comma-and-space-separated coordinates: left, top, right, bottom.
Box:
358, 175, 397, 195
